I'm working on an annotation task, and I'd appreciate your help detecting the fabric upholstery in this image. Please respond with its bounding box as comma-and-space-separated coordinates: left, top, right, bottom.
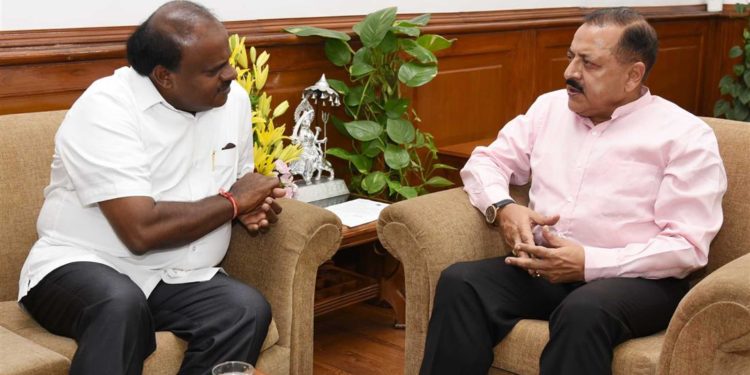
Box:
0, 110, 343, 375
377, 117, 750, 374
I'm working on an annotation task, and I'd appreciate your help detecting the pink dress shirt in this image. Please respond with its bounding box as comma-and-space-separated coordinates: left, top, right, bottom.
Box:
461, 89, 727, 281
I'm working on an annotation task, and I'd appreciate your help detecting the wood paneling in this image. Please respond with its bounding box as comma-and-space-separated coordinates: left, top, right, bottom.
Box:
0, 5, 743, 158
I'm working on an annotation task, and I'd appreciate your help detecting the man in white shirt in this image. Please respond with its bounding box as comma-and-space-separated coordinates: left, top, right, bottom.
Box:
17, 2, 285, 374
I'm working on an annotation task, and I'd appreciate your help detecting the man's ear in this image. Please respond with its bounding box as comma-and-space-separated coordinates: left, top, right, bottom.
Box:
625, 62, 646, 92
150, 65, 174, 89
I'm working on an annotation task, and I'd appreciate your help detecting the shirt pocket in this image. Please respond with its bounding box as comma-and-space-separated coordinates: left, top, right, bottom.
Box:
595, 160, 661, 219
212, 147, 238, 191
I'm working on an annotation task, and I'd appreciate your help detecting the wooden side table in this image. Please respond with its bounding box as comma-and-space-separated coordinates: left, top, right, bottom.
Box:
313, 220, 406, 327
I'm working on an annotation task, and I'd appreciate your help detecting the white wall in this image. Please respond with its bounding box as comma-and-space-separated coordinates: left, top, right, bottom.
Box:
0, 0, 734, 31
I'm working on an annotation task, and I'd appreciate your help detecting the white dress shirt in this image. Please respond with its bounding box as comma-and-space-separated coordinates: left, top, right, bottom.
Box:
19, 67, 253, 300
461, 89, 727, 281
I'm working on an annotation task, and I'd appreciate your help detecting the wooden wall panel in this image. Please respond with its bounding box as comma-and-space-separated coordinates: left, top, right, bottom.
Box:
412, 31, 531, 146
533, 27, 577, 98
647, 21, 709, 114
0, 5, 743, 156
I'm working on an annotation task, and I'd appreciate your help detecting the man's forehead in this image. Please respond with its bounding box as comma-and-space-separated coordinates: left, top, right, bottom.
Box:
570, 24, 622, 55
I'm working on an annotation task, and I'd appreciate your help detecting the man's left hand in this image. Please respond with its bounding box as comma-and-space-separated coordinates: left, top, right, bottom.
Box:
238, 188, 285, 235
505, 226, 585, 283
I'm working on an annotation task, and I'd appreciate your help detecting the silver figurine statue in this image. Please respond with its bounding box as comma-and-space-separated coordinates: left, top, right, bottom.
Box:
289, 74, 340, 184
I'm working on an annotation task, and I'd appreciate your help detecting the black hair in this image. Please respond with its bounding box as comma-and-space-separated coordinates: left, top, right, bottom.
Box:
126, 1, 218, 76
584, 7, 659, 79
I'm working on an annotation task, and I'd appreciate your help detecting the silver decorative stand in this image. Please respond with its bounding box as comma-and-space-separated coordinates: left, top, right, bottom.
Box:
290, 74, 349, 207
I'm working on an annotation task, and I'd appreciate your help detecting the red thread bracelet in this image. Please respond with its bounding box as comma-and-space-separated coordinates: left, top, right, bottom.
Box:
218, 189, 238, 219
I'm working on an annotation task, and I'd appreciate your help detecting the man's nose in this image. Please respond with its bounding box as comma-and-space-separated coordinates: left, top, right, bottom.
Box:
222, 65, 238, 81
563, 59, 580, 81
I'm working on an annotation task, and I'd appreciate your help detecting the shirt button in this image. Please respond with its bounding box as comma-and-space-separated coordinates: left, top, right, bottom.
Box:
591, 131, 599, 136
191, 245, 197, 252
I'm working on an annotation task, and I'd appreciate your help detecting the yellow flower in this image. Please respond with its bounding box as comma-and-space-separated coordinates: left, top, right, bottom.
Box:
228, 34, 301, 177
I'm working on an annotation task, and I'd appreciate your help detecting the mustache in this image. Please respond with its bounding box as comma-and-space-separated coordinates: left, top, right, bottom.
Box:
565, 79, 584, 93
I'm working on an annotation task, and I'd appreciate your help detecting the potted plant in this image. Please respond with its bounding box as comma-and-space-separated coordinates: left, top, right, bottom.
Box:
715, 3, 750, 121
286, 7, 456, 200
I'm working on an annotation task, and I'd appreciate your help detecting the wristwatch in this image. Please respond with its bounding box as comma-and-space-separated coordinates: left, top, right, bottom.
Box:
485, 199, 515, 225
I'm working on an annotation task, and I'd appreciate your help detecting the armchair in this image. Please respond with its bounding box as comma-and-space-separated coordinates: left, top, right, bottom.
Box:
0, 110, 342, 375
377, 117, 750, 374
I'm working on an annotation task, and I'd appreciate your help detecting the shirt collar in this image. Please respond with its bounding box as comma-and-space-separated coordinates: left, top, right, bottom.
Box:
126, 67, 172, 112
610, 86, 651, 120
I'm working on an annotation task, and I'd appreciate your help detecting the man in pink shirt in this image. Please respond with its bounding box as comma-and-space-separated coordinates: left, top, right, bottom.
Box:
419, 7, 726, 375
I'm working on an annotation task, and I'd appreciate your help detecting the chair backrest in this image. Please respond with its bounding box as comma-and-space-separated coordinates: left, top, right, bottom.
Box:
0, 110, 67, 301
696, 117, 750, 278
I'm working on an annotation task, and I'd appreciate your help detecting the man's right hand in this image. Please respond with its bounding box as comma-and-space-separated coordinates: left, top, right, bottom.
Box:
229, 173, 281, 214
498, 204, 559, 260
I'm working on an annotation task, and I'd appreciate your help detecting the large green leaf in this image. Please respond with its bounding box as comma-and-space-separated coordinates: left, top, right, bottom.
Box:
362, 171, 388, 194
325, 39, 352, 67
741, 88, 750, 105
326, 147, 355, 161
353, 7, 398, 48
431, 163, 458, 170
327, 79, 350, 96
344, 120, 383, 141
399, 39, 437, 64
285, 26, 350, 41
398, 62, 438, 87
345, 85, 375, 107
714, 99, 731, 117
407, 13, 431, 26
385, 98, 409, 119
378, 31, 399, 53
734, 63, 746, 77
350, 62, 375, 77
352, 47, 372, 66
743, 70, 750, 87
384, 144, 410, 169
386, 118, 416, 144
417, 34, 454, 52
425, 176, 453, 188
386, 180, 418, 200
330, 115, 351, 138
732, 98, 750, 120
362, 139, 384, 157
719, 75, 734, 95
730, 45, 743, 58
351, 154, 374, 173
391, 24, 421, 37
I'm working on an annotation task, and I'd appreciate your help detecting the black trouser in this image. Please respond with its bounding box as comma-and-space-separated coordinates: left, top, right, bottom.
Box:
419, 256, 689, 375
20, 262, 272, 375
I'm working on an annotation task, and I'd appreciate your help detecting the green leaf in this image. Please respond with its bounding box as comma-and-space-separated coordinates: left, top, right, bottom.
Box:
350, 62, 375, 77
385, 98, 410, 119
361, 171, 388, 194
378, 31, 399, 53
730, 45, 743, 59
734, 63, 746, 77
324, 39, 352, 66
741, 88, 750, 105
345, 85, 375, 108
399, 39, 437, 64
327, 79, 350, 96
431, 163, 458, 170
407, 13, 431, 26
714, 99, 731, 117
351, 154, 373, 174
344, 120, 383, 141
326, 147, 356, 161
391, 24, 421, 37
416, 34, 454, 52
743, 70, 750, 87
719, 75, 735, 95
384, 144, 410, 169
353, 7, 398, 48
732, 99, 750, 120
285, 26, 350, 41
330, 115, 351, 138
362, 139, 384, 158
352, 47, 372, 66
398, 62, 438, 87
386, 118, 416, 144
425, 176, 454, 188
396, 185, 418, 199
745, 44, 750, 60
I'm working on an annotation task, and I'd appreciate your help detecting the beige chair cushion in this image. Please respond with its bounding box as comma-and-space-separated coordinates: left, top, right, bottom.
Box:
0, 300, 279, 372
492, 319, 664, 374
0, 326, 69, 375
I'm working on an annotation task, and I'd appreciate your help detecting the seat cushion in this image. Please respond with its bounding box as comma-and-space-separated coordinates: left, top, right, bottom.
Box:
0, 326, 69, 375
0, 300, 279, 372
492, 319, 664, 375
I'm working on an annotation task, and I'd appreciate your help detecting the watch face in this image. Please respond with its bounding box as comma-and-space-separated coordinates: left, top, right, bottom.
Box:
485, 205, 496, 224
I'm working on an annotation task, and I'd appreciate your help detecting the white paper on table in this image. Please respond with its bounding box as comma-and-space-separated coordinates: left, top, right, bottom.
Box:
324, 198, 390, 227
